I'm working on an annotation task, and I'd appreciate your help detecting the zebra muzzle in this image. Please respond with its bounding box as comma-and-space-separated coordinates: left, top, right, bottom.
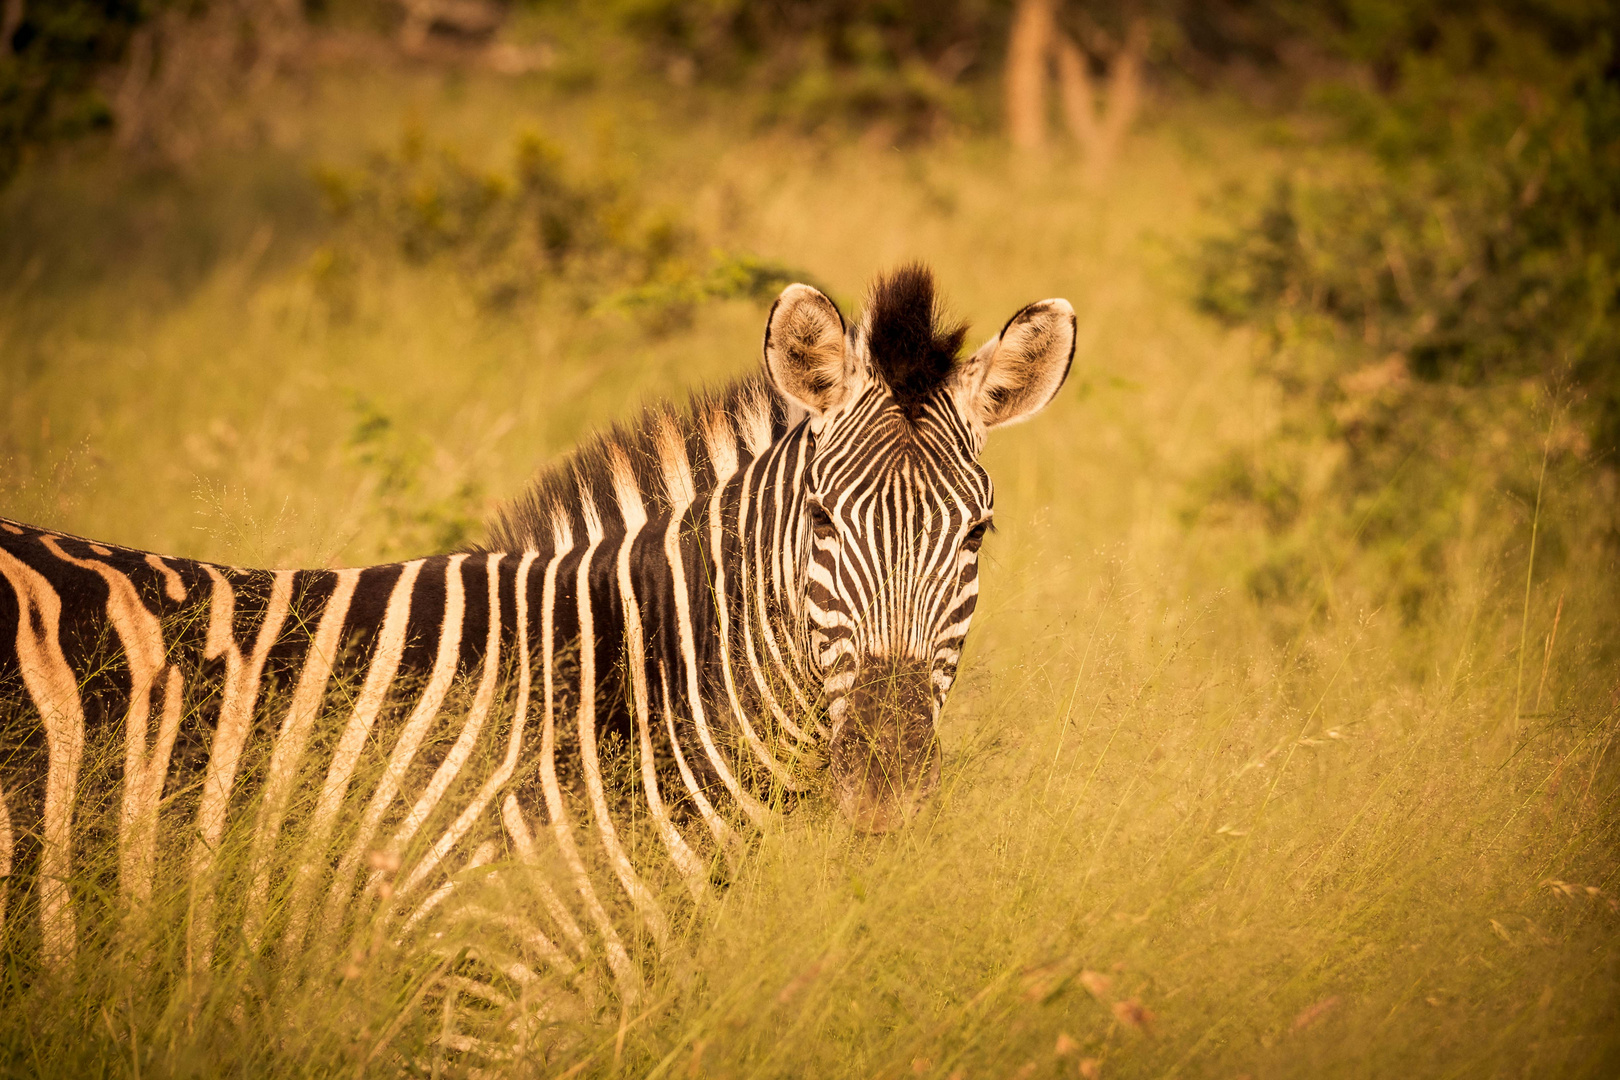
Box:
828, 660, 942, 833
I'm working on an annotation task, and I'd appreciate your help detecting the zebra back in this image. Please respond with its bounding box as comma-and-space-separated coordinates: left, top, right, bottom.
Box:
0, 374, 812, 1009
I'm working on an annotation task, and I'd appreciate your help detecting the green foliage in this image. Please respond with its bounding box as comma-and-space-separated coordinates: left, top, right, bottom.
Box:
591, 0, 1012, 138
0, 0, 143, 187
601, 250, 829, 333
316, 127, 819, 330
2, 45, 1617, 1079
316, 127, 680, 310
1190, 1, 1620, 625
347, 394, 484, 556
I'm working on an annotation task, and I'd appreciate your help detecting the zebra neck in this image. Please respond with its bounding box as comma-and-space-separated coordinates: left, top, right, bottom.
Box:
724, 418, 823, 743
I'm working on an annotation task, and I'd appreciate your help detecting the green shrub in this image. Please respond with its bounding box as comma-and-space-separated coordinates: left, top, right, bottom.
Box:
316, 127, 669, 310
315, 126, 816, 328
1189, 2, 1620, 632
0, 0, 142, 187
586, 0, 1012, 138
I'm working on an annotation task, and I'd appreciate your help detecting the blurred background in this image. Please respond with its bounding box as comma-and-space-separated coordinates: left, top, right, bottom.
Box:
2, 1, 1617, 570
1, 1, 1617, 1076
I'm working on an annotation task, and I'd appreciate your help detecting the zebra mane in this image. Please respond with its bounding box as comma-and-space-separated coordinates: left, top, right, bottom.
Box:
475, 374, 794, 554
862, 263, 969, 419
477, 264, 968, 553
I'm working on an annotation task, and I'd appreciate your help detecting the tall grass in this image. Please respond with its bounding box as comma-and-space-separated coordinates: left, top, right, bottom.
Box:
0, 62, 1615, 1076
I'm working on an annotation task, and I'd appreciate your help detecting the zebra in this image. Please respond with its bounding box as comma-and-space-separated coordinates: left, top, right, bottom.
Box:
0, 264, 1074, 1039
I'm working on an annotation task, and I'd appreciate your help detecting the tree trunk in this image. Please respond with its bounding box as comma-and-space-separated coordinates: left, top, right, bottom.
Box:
1056, 16, 1148, 181
1055, 33, 1097, 151
1096, 17, 1148, 168
1005, 0, 1055, 151
2, 0, 24, 54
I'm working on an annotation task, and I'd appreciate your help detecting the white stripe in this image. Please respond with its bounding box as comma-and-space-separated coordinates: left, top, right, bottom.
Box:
732, 454, 813, 743
669, 504, 770, 827
458, 903, 575, 987
757, 447, 817, 708
0, 548, 85, 971
681, 455, 799, 793
701, 403, 738, 480
282, 559, 424, 953
38, 537, 170, 905
138, 664, 184, 894
736, 383, 775, 455
386, 554, 502, 855
534, 519, 640, 1000
690, 440, 766, 847
0, 784, 11, 939
615, 468, 710, 903
144, 553, 186, 602
323, 555, 468, 938
191, 569, 294, 899
654, 412, 697, 507
189, 569, 294, 965
572, 489, 672, 946
396, 552, 535, 900
397, 840, 497, 941
823, 670, 856, 693
500, 795, 593, 972
657, 671, 739, 868
243, 567, 360, 947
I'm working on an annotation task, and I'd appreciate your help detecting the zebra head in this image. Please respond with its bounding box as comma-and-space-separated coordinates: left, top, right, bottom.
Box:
763, 266, 1076, 832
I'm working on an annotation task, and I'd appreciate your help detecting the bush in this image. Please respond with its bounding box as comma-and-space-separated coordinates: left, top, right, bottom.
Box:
588, 0, 1013, 138
316, 128, 665, 309
1189, 2, 1620, 630
316, 125, 819, 329
0, 0, 142, 187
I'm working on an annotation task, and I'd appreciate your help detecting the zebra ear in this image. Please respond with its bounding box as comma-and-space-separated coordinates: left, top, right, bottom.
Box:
763, 283, 858, 416
957, 298, 1076, 430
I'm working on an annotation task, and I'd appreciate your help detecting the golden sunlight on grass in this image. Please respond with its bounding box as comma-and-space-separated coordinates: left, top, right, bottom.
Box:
1, 44, 1615, 1079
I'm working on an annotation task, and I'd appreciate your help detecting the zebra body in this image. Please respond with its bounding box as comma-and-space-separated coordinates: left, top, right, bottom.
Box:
0, 266, 1075, 1019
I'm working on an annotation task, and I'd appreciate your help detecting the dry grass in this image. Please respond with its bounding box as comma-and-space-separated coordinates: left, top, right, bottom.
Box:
0, 56, 1615, 1077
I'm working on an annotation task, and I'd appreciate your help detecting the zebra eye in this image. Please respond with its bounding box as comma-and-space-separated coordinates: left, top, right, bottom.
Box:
963, 519, 993, 550
806, 498, 837, 540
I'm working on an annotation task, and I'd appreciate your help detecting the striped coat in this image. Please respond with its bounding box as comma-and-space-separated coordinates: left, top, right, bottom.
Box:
0, 266, 1075, 1026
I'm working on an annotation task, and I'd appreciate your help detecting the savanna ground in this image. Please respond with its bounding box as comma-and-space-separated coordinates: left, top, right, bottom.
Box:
2, 30, 1618, 1080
